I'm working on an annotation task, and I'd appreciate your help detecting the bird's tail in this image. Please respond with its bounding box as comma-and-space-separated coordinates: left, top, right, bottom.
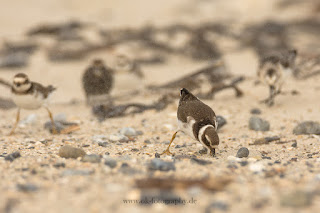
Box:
47, 85, 56, 93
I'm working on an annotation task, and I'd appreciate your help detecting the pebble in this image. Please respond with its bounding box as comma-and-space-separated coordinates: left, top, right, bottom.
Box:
250, 108, 262, 115
293, 121, 320, 135
190, 157, 212, 165
249, 116, 270, 131
5, 152, 21, 162
81, 154, 101, 163
53, 162, 66, 168
119, 127, 142, 137
249, 162, 265, 173
155, 153, 160, 158
236, 147, 250, 158
92, 135, 108, 144
62, 169, 94, 176
104, 158, 117, 168
58, 145, 86, 159
280, 190, 313, 207
19, 114, 37, 126
44, 121, 65, 133
205, 201, 229, 212
291, 141, 298, 148
216, 115, 227, 130
148, 158, 176, 171
16, 183, 39, 192
109, 133, 129, 142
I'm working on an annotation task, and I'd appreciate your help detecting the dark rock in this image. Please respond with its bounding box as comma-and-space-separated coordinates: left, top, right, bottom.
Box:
16, 183, 39, 192
131, 148, 139, 152
104, 158, 117, 168
292, 141, 298, 147
98, 142, 109, 147
293, 121, 320, 135
62, 169, 94, 176
239, 161, 249, 166
58, 145, 86, 159
249, 116, 270, 131
148, 158, 175, 171
236, 147, 249, 158
155, 153, 160, 158
190, 157, 212, 165
216, 115, 227, 130
5, 152, 21, 162
274, 160, 281, 164
81, 154, 101, 163
53, 162, 65, 168
175, 144, 186, 148
250, 108, 262, 115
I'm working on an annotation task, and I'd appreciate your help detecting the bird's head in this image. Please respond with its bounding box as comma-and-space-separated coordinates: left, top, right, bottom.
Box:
13, 73, 31, 92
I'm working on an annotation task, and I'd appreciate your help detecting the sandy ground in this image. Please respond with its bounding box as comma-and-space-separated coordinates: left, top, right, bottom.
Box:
1, 0, 320, 213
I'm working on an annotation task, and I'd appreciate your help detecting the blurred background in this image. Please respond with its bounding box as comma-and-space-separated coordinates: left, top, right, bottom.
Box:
0, 0, 319, 103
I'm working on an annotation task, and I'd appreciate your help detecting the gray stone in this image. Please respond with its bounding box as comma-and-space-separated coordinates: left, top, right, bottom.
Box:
250, 108, 262, 115
190, 157, 212, 165
16, 183, 39, 192
109, 133, 129, 142
236, 147, 249, 158
92, 135, 108, 144
104, 158, 117, 168
5, 152, 21, 162
58, 145, 86, 159
148, 158, 175, 171
293, 121, 320, 135
62, 169, 94, 176
81, 154, 101, 163
249, 116, 270, 131
216, 115, 227, 130
54, 113, 67, 122
119, 127, 142, 137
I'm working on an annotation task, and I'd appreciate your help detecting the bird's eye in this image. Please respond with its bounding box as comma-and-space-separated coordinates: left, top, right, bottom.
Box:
16, 83, 21, 87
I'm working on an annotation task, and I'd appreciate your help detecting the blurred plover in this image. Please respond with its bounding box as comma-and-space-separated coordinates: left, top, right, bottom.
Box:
161, 88, 219, 157
9, 73, 57, 135
82, 59, 114, 105
258, 49, 297, 106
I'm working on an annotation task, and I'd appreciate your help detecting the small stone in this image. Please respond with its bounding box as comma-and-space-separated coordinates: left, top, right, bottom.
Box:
62, 169, 94, 176
81, 154, 101, 163
92, 135, 108, 144
216, 115, 227, 130
148, 158, 175, 171
131, 148, 139, 152
16, 183, 39, 192
274, 160, 281, 164
249, 116, 270, 131
44, 121, 65, 133
190, 157, 212, 165
293, 121, 320, 135
104, 158, 117, 168
54, 113, 67, 122
249, 162, 265, 173
155, 153, 160, 158
119, 127, 142, 137
205, 201, 229, 212
98, 142, 108, 147
239, 161, 249, 166
58, 145, 86, 159
291, 141, 297, 148
5, 152, 21, 162
250, 108, 262, 115
109, 133, 129, 142
236, 147, 249, 158
53, 162, 65, 168
281, 190, 313, 207
19, 114, 37, 126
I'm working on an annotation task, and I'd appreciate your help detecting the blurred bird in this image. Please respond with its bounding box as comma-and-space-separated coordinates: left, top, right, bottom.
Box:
82, 59, 114, 105
161, 88, 219, 157
9, 73, 57, 135
257, 49, 297, 106
113, 54, 144, 78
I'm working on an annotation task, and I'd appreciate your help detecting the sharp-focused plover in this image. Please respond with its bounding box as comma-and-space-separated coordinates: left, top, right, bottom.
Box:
9, 73, 57, 135
258, 49, 297, 106
161, 88, 219, 156
82, 59, 114, 105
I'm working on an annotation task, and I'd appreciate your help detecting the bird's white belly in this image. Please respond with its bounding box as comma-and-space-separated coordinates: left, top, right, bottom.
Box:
178, 118, 196, 140
12, 93, 44, 110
